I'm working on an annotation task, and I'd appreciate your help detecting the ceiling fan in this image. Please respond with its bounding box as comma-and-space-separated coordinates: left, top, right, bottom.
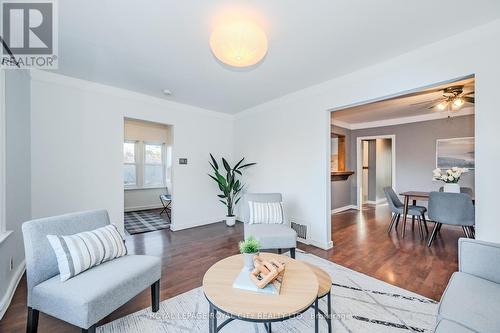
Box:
410, 85, 475, 111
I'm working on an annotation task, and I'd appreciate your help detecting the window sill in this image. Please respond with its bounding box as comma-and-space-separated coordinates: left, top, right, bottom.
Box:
0, 230, 13, 245
124, 186, 166, 191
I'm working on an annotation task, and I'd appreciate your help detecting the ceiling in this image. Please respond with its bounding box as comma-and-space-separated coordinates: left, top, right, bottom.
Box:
54, 1, 500, 114
331, 78, 475, 126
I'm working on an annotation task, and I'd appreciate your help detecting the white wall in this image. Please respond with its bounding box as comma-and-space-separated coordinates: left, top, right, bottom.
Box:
124, 119, 172, 212
0, 70, 31, 318
31, 70, 233, 232
234, 19, 500, 247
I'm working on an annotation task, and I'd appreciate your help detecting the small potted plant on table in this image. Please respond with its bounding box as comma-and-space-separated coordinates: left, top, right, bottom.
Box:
239, 236, 260, 270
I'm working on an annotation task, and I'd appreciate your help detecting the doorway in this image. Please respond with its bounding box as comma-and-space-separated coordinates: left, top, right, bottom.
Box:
356, 135, 396, 209
123, 118, 173, 235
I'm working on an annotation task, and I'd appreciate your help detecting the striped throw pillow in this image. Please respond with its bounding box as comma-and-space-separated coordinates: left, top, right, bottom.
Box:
47, 224, 127, 281
248, 201, 284, 224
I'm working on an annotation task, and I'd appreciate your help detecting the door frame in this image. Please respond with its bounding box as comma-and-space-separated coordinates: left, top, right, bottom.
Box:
356, 134, 396, 210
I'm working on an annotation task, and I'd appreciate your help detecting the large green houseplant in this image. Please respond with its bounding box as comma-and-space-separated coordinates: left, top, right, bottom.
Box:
208, 154, 256, 226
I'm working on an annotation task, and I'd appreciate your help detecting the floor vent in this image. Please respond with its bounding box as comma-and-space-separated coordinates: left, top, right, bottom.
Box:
290, 219, 309, 244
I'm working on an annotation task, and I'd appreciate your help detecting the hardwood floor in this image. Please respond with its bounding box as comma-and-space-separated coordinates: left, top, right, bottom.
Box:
0, 205, 460, 332
303, 204, 461, 301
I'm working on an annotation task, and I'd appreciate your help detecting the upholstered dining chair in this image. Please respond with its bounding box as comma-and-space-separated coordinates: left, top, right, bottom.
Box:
384, 187, 428, 239
242, 193, 297, 258
427, 192, 475, 247
22, 210, 162, 333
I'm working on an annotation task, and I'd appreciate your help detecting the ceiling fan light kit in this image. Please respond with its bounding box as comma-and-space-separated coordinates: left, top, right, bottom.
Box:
429, 85, 474, 112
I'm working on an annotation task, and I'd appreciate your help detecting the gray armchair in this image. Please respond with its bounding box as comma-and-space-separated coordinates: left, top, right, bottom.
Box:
242, 193, 297, 258
22, 210, 162, 333
427, 192, 475, 247
434, 238, 500, 332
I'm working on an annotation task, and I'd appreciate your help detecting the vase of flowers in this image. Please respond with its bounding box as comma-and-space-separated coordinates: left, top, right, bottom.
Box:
433, 167, 468, 193
239, 236, 260, 270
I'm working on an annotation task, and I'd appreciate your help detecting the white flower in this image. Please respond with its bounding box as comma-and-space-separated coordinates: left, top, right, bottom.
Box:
452, 167, 459, 172
448, 176, 454, 182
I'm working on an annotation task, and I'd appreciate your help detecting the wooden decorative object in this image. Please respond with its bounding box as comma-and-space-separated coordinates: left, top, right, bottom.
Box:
250, 256, 285, 289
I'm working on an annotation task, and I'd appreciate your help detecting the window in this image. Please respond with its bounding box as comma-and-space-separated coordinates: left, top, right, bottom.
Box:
123, 141, 137, 187
144, 143, 164, 186
123, 141, 166, 188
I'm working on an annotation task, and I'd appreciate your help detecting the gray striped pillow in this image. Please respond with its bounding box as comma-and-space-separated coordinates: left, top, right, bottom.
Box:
47, 224, 127, 281
248, 201, 284, 224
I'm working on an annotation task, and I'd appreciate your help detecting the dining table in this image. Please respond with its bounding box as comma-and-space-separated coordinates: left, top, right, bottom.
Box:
399, 191, 475, 238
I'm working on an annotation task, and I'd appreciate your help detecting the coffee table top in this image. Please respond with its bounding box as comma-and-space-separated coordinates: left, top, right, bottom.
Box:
202, 253, 319, 320
305, 263, 332, 298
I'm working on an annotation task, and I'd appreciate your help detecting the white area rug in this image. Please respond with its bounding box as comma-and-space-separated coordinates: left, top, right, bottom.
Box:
98, 252, 438, 333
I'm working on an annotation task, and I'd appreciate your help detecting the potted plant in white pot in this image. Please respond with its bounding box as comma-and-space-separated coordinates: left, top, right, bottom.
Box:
433, 167, 468, 193
208, 154, 256, 226
239, 236, 260, 270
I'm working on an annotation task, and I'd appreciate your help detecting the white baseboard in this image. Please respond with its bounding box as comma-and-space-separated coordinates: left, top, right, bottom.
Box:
308, 239, 334, 250
331, 205, 357, 214
366, 198, 387, 205
170, 217, 229, 231
0, 260, 25, 320
124, 204, 163, 212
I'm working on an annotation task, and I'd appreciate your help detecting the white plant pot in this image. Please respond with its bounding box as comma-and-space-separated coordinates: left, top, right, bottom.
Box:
225, 215, 236, 227
444, 183, 460, 193
243, 252, 258, 270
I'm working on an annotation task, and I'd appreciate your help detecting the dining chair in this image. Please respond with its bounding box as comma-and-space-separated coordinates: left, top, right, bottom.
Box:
384, 187, 428, 239
439, 186, 474, 197
427, 192, 475, 247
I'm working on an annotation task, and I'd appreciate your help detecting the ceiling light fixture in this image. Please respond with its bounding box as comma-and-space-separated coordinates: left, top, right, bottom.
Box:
437, 101, 448, 110
452, 97, 465, 109
210, 19, 268, 68
162, 89, 172, 96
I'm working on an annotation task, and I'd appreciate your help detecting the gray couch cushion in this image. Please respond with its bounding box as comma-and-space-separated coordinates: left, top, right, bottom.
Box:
31, 255, 161, 329
438, 272, 500, 333
244, 223, 296, 249
434, 319, 476, 333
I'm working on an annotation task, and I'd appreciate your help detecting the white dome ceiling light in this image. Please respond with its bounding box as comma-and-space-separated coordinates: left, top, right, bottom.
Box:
210, 19, 268, 68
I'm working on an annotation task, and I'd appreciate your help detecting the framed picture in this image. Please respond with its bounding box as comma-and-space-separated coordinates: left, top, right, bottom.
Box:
436, 137, 475, 169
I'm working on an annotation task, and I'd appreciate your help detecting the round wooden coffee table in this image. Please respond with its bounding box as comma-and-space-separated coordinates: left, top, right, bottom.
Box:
202, 253, 319, 332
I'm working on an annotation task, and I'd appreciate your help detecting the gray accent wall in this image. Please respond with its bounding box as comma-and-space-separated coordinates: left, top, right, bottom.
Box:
331, 115, 475, 209
331, 125, 354, 210
0, 70, 31, 313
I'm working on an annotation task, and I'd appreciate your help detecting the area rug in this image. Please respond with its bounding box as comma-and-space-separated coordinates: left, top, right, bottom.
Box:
124, 211, 170, 234
98, 252, 438, 332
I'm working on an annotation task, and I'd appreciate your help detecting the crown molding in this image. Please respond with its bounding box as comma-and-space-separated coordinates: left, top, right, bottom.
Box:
332, 107, 474, 130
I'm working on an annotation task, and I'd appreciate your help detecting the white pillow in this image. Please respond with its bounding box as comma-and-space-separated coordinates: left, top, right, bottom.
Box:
248, 201, 284, 224
47, 224, 127, 281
